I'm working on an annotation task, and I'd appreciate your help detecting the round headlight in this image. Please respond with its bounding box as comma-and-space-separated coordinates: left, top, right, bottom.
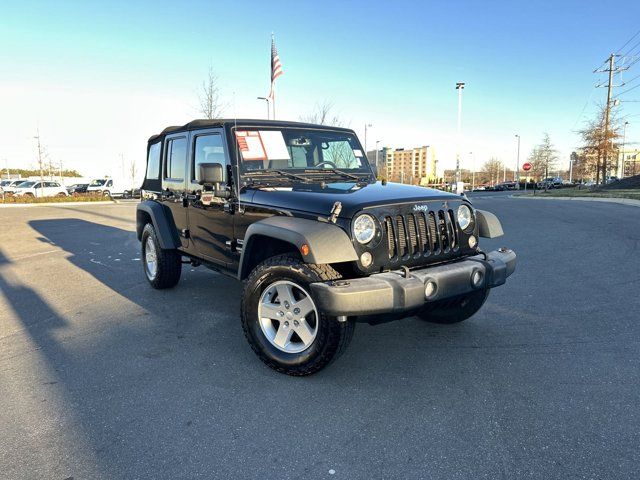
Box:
353, 214, 376, 244
457, 205, 473, 231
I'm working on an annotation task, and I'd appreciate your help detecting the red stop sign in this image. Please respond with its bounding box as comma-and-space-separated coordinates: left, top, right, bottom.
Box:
523, 162, 532, 171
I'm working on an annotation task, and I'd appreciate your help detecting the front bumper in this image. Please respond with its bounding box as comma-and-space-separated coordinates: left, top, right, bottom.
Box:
310, 248, 516, 317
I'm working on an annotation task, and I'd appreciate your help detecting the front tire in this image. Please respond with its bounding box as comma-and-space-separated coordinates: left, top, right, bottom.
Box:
241, 254, 355, 376
416, 289, 489, 324
141, 223, 182, 289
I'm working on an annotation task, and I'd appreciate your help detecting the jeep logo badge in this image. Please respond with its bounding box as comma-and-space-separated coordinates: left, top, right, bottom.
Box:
412, 204, 429, 212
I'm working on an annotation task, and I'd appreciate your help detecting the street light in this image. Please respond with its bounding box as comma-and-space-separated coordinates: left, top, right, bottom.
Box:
257, 97, 270, 120
364, 123, 372, 153
455, 82, 465, 194
375, 140, 380, 177
515, 134, 521, 188
620, 121, 629, 179
469, 151, 475, 191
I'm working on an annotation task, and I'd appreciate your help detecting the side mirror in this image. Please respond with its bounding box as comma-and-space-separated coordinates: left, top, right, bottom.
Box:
198, 162, 230, 199
199, 162, 225, 185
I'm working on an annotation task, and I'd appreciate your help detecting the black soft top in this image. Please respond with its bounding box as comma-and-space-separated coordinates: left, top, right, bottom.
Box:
147, 119, 355, 144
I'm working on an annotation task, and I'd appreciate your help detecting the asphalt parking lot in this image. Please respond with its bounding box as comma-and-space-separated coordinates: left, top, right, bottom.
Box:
1, 196, 639, 479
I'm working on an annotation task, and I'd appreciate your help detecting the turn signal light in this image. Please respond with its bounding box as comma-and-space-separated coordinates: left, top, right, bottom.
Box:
300, 244, 310, 256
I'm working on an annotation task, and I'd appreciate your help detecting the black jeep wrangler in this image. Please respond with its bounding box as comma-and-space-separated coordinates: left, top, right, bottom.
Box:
137, 119, 516, 375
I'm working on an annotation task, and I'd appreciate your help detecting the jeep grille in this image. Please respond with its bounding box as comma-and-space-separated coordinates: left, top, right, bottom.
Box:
383, 210, 459, 259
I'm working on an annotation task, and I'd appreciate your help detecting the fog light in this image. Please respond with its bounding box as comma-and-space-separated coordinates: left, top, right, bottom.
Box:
424, 280, 437, 299
471, 270, 484, 287
360, 251, 373, 267
468, 235, 477, 248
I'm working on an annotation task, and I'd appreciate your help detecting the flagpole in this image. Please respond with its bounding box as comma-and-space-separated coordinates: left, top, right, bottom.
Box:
271, 33, 275, 120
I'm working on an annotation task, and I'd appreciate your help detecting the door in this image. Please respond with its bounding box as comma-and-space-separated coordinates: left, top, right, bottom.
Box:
186, 128, 235, 266
33, 182, 43, 197
162, 134, 189, 248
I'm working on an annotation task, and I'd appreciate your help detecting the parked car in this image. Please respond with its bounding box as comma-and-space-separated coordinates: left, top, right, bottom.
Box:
87, 178, 128, 197
1, 179, 30, 194
13, 181, 68, 197
67, 183, 89, 194
136, 119, 517, 375
123, 188, 141, 199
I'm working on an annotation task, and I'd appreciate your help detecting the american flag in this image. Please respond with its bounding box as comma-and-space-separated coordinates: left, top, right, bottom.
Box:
268, 35, 283, 101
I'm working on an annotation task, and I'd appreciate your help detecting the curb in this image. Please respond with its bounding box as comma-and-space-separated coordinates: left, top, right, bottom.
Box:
511, 195, 640, 207
0, 200, 119, 208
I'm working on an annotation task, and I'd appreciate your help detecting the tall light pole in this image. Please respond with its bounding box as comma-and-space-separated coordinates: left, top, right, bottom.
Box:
469, 151, 475, 191
364, 123, 372, 153
375, 140, 380, 177
620, 121, 629, 178
455, 82, 465, 194
515, 134, 521, 188
257, 97, 270, 120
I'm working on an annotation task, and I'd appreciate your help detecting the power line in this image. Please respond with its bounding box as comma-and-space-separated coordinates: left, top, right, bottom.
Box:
616, 82, 640, 98
616, 28, 640, 54
621, 72, 640, 87
622, 38, 640, 57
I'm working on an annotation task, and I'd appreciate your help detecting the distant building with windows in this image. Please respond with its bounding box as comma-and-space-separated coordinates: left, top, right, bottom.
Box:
620, 148, 640, 177
381, 146, 437, 185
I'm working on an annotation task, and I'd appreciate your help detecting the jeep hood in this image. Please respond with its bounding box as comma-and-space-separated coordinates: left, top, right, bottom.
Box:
246, 181, 461, 218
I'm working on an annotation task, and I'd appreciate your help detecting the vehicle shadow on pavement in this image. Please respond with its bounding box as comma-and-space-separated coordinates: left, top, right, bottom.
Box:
6, 217, 524, 478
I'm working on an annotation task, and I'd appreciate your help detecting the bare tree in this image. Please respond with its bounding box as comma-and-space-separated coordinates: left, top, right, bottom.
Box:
299, 100, 343, 126
576, 104, 621, 183
129, 158, 138, 190
481, 157, 503, 185
199, 66, 225, 119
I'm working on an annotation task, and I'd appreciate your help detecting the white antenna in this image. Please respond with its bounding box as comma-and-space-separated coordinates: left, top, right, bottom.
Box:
233, 91, 242, 214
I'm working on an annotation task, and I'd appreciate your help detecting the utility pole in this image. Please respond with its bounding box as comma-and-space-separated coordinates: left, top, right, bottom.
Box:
595, 53, 627, 184
34, 129, 44, 194
620, 121, 629, 178
375, 140, 380, 177
515, 134, 521, 187
4, 158, 9, 180
455, 82, 465, 194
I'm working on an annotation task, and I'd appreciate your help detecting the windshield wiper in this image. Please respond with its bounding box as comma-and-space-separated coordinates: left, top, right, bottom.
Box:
244, 170, 310, 184
307, 168, 366, 181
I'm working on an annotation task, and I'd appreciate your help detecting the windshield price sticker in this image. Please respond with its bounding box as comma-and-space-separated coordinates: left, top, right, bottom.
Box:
236, 130, 291, 163
353, 149, 363, 157
236, 131, 266, 161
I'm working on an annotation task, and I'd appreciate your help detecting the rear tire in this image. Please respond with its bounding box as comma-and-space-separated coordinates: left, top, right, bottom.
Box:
241, 254, 355, 376
141, 223, 182, 289
416, 289, 489, 324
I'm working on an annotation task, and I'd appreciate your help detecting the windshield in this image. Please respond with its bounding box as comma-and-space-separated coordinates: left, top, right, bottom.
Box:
0, 180, 10, 186
236, 128, 371, 176
18, 181, 36, 188
90, 179, 106, 186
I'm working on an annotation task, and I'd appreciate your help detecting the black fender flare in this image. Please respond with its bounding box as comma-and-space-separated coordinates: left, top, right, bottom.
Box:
238, 216, 358, 279
136, 200, 180, 249
475, 209, 504, 238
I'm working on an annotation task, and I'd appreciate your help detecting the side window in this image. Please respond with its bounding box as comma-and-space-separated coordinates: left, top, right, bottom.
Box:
106, 180, 113, 187
34, 182, 41, 188
146, 141, 161, 180
165, 137, 187, 180
193, 134, 225, 182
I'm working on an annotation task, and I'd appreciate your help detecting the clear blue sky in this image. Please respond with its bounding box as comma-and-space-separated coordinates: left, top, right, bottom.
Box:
2, 0, 640, 177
